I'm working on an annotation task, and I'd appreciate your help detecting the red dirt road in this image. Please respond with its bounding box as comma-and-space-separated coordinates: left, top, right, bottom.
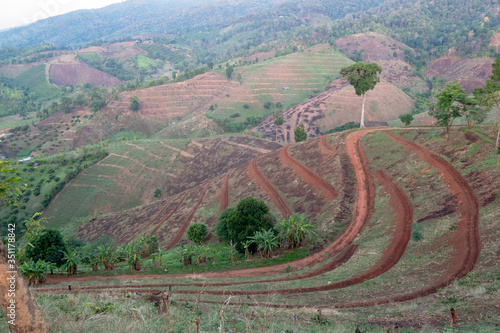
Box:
219, 171, 231, 214
121, 198, 174, 244
173, 168, 411, 295
165, 182, 210, 250
35, 245, 358, 294
150, 192, 188, 236
36, 130, 479, 310
43, 130, 375, 283
248, 156, 292, 218
319, 135, 337, 163
278, 145, 338, 200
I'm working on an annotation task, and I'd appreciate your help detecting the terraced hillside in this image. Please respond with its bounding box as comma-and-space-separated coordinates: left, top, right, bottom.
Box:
76, 45, 384, 144
336, 32, 429, 93
48, 61, 122, 87
211, 45, 353, 119
45, 136, 282, 230
111, 72, 237, 121
424, 56, 494, 93
254, 78, 414, 143
37, 127, 500, 330
76, 133, 347, 245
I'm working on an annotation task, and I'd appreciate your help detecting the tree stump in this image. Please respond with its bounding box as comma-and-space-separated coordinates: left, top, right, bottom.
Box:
158, 291, 171, 315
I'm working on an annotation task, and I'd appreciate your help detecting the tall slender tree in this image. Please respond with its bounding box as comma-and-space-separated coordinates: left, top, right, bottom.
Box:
340, 62, 382, 128
429, 82, 469, 141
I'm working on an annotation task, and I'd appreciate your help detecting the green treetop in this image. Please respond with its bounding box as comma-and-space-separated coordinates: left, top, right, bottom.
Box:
340, 62, 382, 128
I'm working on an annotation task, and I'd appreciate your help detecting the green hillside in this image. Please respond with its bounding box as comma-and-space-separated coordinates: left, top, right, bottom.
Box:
13, 64, 61, 100
211, 47, 352, 121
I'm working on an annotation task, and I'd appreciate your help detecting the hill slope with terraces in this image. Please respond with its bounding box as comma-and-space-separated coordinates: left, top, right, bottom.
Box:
37, 126, 500, 331
75, 45, 415, 145
336, 32, 429, 93
254, 77, 414, 143
424, 56, 494, 93
45, 136, 282, 229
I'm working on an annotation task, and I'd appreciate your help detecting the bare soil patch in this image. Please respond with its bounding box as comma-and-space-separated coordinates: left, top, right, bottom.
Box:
48, 62, 122, 87
424, 56, 494, 93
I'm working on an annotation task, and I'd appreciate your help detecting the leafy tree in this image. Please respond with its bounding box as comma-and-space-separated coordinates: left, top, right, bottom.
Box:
225, 197, 275, 253
98, 245, 118, 270
187, 223, 208, 244
138, 235, 158, 257
89, 86, 106, 112
274, 115, 284, 126
126, 243, 142, 271
215, 207, 234, 242
226, 65, 234, 80
59, 96, 72, 114
340, 62, 382, 128
25, 228, 68, 267
399, 114, 414, 126
207, 61, 214, 70
0, 159, 23, 204
429, 82, 468, 140
294, 123, 307, 142
129, 95, 140, 111
154, 188, 162, 198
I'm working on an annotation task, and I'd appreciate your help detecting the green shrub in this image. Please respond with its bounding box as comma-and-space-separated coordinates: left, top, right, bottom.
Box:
25, 229, 68, 267
187, 223, 208, 244
225, 197, 275, 253
215, 207, 234, 242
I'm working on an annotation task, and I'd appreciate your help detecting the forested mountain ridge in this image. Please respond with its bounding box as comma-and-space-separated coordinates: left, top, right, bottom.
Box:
0, 0, 280, 48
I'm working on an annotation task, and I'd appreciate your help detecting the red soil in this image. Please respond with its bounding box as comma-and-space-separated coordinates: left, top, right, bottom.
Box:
121, 198, 174, 244
219, 171, 231, 214
37, 130, 479, 310
43, 129, 374, 284
278, 145, 338, 201
248, 157, 292, 218
149, 192, 188, 236
35, 245, 358, 293
173, 167, 411, 296
48, 62, 122, 87
165, 182, 210, 250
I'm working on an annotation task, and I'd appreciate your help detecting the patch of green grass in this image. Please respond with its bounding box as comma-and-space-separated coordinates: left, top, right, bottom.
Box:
13, 64, 61, 100
136, 54, 157, 69
76, 52, 104, 65
0, 114, 39, 130
15, 145, 37, 158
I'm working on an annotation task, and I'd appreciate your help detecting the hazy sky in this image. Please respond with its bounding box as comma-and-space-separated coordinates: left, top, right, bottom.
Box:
0, 0, 125, 31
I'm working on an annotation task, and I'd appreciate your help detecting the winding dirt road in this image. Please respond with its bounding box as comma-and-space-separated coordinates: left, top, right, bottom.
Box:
35, 130, 480, 311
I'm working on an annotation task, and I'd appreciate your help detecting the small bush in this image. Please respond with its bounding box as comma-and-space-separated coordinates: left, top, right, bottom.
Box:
187, 223, 208, 244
